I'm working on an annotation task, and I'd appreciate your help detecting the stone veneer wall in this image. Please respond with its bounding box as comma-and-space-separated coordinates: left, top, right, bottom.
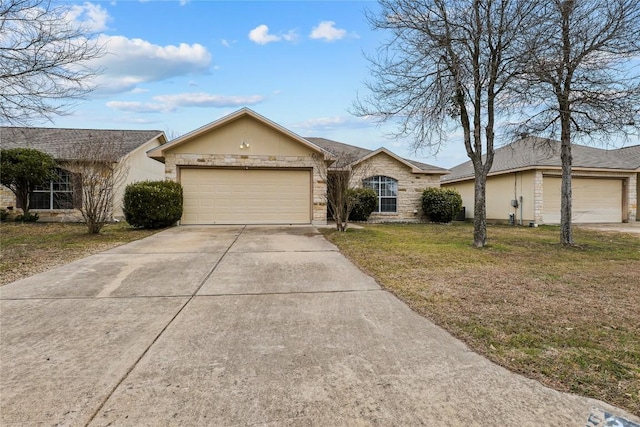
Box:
164, 153, 327, 224
352, 153, 441, 222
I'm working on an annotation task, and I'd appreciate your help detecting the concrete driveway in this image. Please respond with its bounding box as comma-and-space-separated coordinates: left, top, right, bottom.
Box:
1, 225, 638, 426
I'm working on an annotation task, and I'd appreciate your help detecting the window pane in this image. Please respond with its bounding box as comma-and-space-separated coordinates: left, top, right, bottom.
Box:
30, 192, 50, 209
380, 197, 397, 212
53, 192, 74, 209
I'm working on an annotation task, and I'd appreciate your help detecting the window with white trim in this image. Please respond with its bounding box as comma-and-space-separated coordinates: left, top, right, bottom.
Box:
30, 168, 74, 210
363, 175, 398, 213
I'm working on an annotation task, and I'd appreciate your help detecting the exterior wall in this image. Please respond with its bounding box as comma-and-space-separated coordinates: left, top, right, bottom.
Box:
352, 152, 441, 222
443, 171, 536, 224
163, 118, 327, 224
444, 169, 637, 224
113, 138, 165, 218
170, 116, 312, 158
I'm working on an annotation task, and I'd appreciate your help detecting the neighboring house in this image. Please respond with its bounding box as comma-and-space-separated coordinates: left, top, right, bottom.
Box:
1, 127, 167, 221
147, 108, 448, 225
441, 137, 640, 224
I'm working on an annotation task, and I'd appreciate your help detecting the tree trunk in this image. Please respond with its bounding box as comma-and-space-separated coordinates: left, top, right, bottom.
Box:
560, 131, 574, 245
473, 173, 487, 247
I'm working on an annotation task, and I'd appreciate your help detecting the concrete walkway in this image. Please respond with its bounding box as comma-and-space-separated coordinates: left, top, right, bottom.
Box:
1, 225, 638, 426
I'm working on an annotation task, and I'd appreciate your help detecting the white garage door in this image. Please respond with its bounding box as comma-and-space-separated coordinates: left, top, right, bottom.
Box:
181, 168, 311, 225
543, 177, 622, 223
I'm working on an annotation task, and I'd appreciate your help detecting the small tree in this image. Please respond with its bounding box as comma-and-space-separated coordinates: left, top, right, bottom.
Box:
513, 0, 640, 245
354, 0, 539, 247
0, 148, 56, 217
314, 150, 371, 231
61, 142, 129, 234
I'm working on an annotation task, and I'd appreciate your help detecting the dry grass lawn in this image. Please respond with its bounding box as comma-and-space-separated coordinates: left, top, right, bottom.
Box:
322, 223, 640, 416
0, 222, 160, 286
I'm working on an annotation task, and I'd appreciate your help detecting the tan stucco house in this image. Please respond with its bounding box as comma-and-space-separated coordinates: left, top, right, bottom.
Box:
147, 108, 449, 225
1, 127, 167, 221
441, 137, 640, 224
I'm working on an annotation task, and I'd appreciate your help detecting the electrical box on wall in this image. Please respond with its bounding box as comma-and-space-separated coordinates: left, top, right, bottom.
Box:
511, 199, 519, 208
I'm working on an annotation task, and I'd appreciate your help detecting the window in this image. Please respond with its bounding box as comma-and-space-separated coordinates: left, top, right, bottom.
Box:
30, 168, 74, 210
363, 175, 398, 213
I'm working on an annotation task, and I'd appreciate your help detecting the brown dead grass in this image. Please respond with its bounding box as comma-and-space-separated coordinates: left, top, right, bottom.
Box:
0, 221, 161, 286
322, 223, 640, 416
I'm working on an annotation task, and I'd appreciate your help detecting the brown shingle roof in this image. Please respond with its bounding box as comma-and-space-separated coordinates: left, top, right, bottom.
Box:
0, 127, 165, 160
442, 137, 640, 182
305, 136, 448, 174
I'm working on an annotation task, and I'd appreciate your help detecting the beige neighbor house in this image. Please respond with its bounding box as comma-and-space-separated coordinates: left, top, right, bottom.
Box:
147, 108, 449, 225
1, 127, 167, 221
441, 137, 640, 225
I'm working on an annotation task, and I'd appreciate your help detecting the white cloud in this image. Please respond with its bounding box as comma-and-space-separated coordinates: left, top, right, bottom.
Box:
292, 115, 373, 131
106, 92, 265, 113
309, 21, 347, 42
67, 2, 111, 32
89, 35, 212, 94
221, 39, 231, 48
153, 92, 265, 108
248, 24, 281, 45
106, 101, 174, 113
248, 25, 298, 45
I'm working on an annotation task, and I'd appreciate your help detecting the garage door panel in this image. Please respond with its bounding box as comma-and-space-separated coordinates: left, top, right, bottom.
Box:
181, 168, 311, 225
543, 177, 622, 224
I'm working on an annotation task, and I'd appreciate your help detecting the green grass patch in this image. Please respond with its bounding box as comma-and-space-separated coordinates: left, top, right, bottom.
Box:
322, 223, 640, 415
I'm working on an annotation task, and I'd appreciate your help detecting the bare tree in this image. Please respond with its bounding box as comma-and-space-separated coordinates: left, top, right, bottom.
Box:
61, 142, 128, 234
354, 0, 538, 247
313, 150, 371, 232
512, 0, 640, 245
0, 0, 103, 125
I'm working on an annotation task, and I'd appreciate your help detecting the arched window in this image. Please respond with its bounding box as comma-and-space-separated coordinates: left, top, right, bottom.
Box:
363, 176, 397, 213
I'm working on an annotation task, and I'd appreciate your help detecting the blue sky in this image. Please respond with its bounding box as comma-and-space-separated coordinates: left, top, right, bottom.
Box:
46, 0, 470, 168
49, 1, 639, 169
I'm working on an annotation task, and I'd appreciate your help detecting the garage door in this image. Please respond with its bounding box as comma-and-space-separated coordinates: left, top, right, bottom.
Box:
181, 168, 311, 225
543, 177, 622, 223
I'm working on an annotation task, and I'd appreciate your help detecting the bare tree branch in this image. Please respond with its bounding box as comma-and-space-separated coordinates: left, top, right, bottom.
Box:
0, 0, 104, 125
353, 0, 538, 247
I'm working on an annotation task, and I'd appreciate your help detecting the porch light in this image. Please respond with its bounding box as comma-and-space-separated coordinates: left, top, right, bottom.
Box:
240, 141, 250, 149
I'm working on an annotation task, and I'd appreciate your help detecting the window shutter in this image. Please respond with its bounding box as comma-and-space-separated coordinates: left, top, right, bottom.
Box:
72, 173, 83, 209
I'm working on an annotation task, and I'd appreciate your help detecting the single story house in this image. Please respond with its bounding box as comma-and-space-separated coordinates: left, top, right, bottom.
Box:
147, 108, 449, 225
441, 137, 640, 224
1, 127, 167, 221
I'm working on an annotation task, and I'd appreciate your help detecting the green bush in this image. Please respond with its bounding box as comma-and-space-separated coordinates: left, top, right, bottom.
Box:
421, 187, 463, 223
14, 212, 39, 223
347, 187, 378, 221
1, 208, 9, 222
123, 180, 183, 229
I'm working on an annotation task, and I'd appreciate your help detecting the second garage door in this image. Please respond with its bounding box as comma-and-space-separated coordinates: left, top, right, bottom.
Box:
543, 177, 622, 223
181, 168, 311, 225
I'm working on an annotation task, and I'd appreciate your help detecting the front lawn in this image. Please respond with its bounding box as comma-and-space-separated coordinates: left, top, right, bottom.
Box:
321, 223, 640, 416
0, 222, 161, 286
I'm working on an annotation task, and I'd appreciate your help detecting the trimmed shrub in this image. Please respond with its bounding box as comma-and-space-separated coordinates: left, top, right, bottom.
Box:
347, 187, 378, 221
421, 187, 463, 223
14, 212, 39, 223
0, 208, 8, 222
123, 180, 183, 229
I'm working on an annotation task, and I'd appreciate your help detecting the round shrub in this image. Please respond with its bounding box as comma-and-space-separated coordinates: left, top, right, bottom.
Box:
347, 187, 378, 221
123, 180, 183, 229
421, 187, 463, 223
